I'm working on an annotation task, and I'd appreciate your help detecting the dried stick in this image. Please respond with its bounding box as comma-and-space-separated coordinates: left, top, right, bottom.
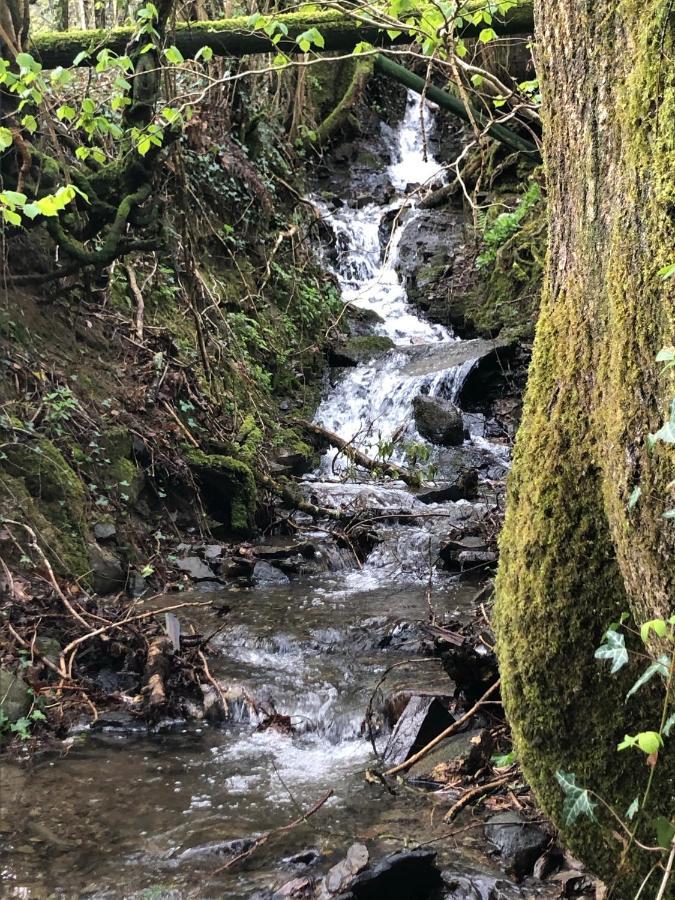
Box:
655, 836, 675, 900
442, 774, 511, 822
383, 679, 501, 777
211, 788, 333, 875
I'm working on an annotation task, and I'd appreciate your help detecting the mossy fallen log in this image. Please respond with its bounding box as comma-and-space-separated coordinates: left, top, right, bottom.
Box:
30, 5, 534, 69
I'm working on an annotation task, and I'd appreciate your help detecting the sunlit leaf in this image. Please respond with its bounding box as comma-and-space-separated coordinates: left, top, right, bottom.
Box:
625, 655, 670, 700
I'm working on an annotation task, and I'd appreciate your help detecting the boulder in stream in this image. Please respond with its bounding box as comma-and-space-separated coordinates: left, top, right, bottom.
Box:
412, 394, 464, 446
415, 470, 478, 503
327, 335, 395, 367
345, 849, 442, 899
177, 555, 217, 581
253, 560, 291, 585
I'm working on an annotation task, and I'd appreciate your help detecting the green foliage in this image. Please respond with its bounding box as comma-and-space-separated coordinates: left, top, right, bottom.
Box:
555, 772, 597, 825
476, 182, 542, 269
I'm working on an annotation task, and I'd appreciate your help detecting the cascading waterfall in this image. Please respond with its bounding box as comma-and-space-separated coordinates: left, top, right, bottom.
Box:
313, 91, 478, 474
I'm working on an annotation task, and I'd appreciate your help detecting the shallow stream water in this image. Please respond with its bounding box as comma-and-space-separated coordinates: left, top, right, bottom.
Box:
1, 93, 529, 899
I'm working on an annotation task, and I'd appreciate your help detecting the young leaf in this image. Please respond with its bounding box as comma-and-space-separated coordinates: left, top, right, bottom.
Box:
0, 126, 12, 151
663, 713, 675, 737
636, 732, 663, 755
625, 654, 670, 700
640, 619, 668, 643
657, 263, 675, 279
595, 629, 629, 674
164, 45, 184, 65
626, 797, 639, 820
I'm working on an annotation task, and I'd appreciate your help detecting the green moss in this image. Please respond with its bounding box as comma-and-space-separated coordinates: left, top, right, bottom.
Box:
185, 449, 256, 535
0, 448, 90, 581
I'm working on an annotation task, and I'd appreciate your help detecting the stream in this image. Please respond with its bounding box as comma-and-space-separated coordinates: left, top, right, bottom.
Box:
1, 94, 538, 899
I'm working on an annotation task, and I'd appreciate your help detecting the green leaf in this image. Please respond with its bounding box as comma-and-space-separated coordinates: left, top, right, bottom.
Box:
657, 263, 675, 279
57, 104, 76, 122
491, 750, 516, 766
656, 346, 675, 362
0, 126, 12, 151
164, 45, 184, 65
2, 190, 27, 206
626, 797, 639, 821
625, 654, 670, 700
137, 136, 151, 156
195, 45, 213, 61
22, 202, 40, 220
479, 27, 498, 43
2, 208, 22, 226
641, 619, 668, 643
636, 731, 663, 754
21, 114, 37, 133
595, 629, 629, 674
555, 771, 596, 825
655, 816, 675, 849
16, 52, 40, 72
30, 709, 46, 721
663, 713, 675, 737
627, 485, 641, 510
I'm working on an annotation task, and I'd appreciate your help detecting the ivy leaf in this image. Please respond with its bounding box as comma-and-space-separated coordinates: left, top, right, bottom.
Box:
663, 713, 675, 737
657, 263, 675, 279
595, 629, 629, 674
627, 485, 641, 510
555, 771, 596, 825
626, 797, 639, 821
625, 654, 670, 700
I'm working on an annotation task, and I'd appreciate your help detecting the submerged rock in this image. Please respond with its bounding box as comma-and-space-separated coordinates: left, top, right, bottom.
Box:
412, 394, 464, 446
415, 470, 478, 503
485, 811, 550, 881
253, 560, 291, 585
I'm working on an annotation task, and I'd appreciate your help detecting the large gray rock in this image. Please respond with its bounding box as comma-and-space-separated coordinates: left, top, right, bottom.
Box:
348, 849, 442, 899
177, 556, 216, 581
87, 542, 126, 594
0, 670, 31, 724
327, 335, 394, 367
485, 811, 550, 880
412, 394, 464, 446
383, 695, 455, 766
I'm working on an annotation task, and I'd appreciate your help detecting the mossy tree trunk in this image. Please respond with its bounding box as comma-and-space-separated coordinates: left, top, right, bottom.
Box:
495, 0, 674, 892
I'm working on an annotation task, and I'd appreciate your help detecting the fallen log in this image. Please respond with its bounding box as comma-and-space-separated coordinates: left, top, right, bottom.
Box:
296, 419, 421, 487
257, 471, 342, 520
30, 5, 534, 69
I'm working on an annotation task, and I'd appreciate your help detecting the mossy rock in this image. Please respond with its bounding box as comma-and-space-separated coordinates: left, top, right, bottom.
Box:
327, 335, 394, 366
97, 427, 145, 503
185, 449, 256, 535
1, 439, 90, 581
0, 670, 31, 724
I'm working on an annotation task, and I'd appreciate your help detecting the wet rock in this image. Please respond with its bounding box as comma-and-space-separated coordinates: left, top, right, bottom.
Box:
421, 729, 493, 782
254, 541, 316, 561
282, 848, 322, 870
175, 837, 256, 862
458, 549, 498, 568
322, 842, 370, 895
127, 571, 146, 596
221, 556, 256, 579
275, 877, 314, 898
204, 544, 224, 560
415, 470, 478, 503
442, 641, 499, 707
347, 849, 442, 899
412, 394, 464, 446
177, 556, 216, 581
395, 207, 465, 311
93, 520, 117, 541
456, 343, 519, 412
193, 579, 227, 593
0, 669, 31, 723
253, 560, 291, 585
401, 338, 513, 379
344, 304, 385, 337
442, 868, 525, 899
439, 536, 494, 569
271, 448, 316, 476
383, 695, 455, 766
87, 542, 126, 594
485, 811, 550, 881
327, 335, 394, 366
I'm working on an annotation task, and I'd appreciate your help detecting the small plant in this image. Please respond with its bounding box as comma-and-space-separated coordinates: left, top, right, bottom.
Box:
41, 385, 80, 435
476, 182, 542, 270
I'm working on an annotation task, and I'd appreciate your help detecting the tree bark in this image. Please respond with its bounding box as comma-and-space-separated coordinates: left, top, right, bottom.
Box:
495, 0, 674, 891
29, 5, 534, 69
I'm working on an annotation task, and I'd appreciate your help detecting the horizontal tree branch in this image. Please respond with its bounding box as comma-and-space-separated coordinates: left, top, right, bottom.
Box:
30, 5, 534, 69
